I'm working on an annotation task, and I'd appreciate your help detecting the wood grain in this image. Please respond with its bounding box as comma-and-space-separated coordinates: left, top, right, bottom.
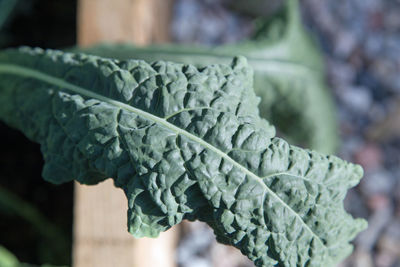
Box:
74, 0, 176, 266
77, 0, 174, 46
73, 180, 178, 267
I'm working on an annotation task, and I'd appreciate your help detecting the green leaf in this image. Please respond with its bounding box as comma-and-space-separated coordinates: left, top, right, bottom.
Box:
0, 47, 366, 267
226, 0, 283, 17
0, 245, 68, 267
0, 0, 18, 30
77, 0, 338, 154
0, 186, 69, 263
0, 245, 18, 267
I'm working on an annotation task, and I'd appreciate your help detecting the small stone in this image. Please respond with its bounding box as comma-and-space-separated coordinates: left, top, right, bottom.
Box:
376, 252, 397, 267
367, 103, 386, 124
184, 258, 211, 267
328, 59, 356, 86
395, 184, 400, 215
367, 194, 390, 211
344, 189, 369, 218
338, 86, 373, 114
212, 244, 254, 267
334, 31, 358, 58
354, 142, 383, 170
356, 206, 392, 251
368, 10, 384, 30
353, 249, 374, 267
339, 136, 364, 162
360, 169, 394, 195
177, 221, 215, 266
382, 219, 400, 245
377, 220, 400, 267
385, 8, 400, 29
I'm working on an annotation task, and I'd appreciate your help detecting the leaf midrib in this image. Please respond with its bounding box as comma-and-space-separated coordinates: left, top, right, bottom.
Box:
82, 46, 320, 78
0, 63, 326, 250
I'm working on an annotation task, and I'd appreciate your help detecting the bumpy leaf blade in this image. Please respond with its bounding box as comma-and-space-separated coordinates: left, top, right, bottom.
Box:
0, 48, 366, 267
77, 0, 338, 154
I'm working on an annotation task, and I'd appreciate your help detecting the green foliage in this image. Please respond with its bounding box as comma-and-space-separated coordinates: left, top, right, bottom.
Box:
0, 47, 366, 266
78, 0, 338, 154
0, 186, 69, 263
0, 245, 18, 267
0, 0, 18, 47
0, 0, 18, 30
226, 0, 283, 17
0, 245, 67, 267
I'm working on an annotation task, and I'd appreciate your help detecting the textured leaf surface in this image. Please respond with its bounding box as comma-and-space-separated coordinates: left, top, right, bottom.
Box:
78, 0, 338, 154
0, 48, 366, 267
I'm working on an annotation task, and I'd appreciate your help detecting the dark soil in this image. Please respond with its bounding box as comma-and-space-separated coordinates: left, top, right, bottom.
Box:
0, 0, 76, 265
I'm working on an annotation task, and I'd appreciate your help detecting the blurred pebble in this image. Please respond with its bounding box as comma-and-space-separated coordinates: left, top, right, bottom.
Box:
334, 31, 358, 57
367, 194, 390, 211
345, 189, 369, 218
353, 249, 374, 267
181, 258, 210, 267
356, 205, 392, 251
177, 221, 214, 267
395, 184, 400, 215
381, 219, 400, 247
172, 0, 252, 45
353, 142, 383, 170
212, 245, 254, 267
385, 9, 400, 29
376, 252, 397, 267
339, 136, 364, 162
360, 169, 393, 195
376, 219, 400, 267
338, 86, 373, 114
328, 59, 357, 86
367, 103, 386, 123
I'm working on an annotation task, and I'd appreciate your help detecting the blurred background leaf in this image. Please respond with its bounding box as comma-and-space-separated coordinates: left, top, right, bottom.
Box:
0, 0, 18, 30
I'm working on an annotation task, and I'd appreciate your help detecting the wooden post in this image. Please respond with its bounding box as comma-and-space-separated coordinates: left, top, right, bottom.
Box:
73, 1, 176, 267
77, 0, 173, 46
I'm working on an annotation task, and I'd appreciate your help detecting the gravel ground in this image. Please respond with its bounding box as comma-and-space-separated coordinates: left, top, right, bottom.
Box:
303, 1, 400, 266
172, 1, 400, 266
